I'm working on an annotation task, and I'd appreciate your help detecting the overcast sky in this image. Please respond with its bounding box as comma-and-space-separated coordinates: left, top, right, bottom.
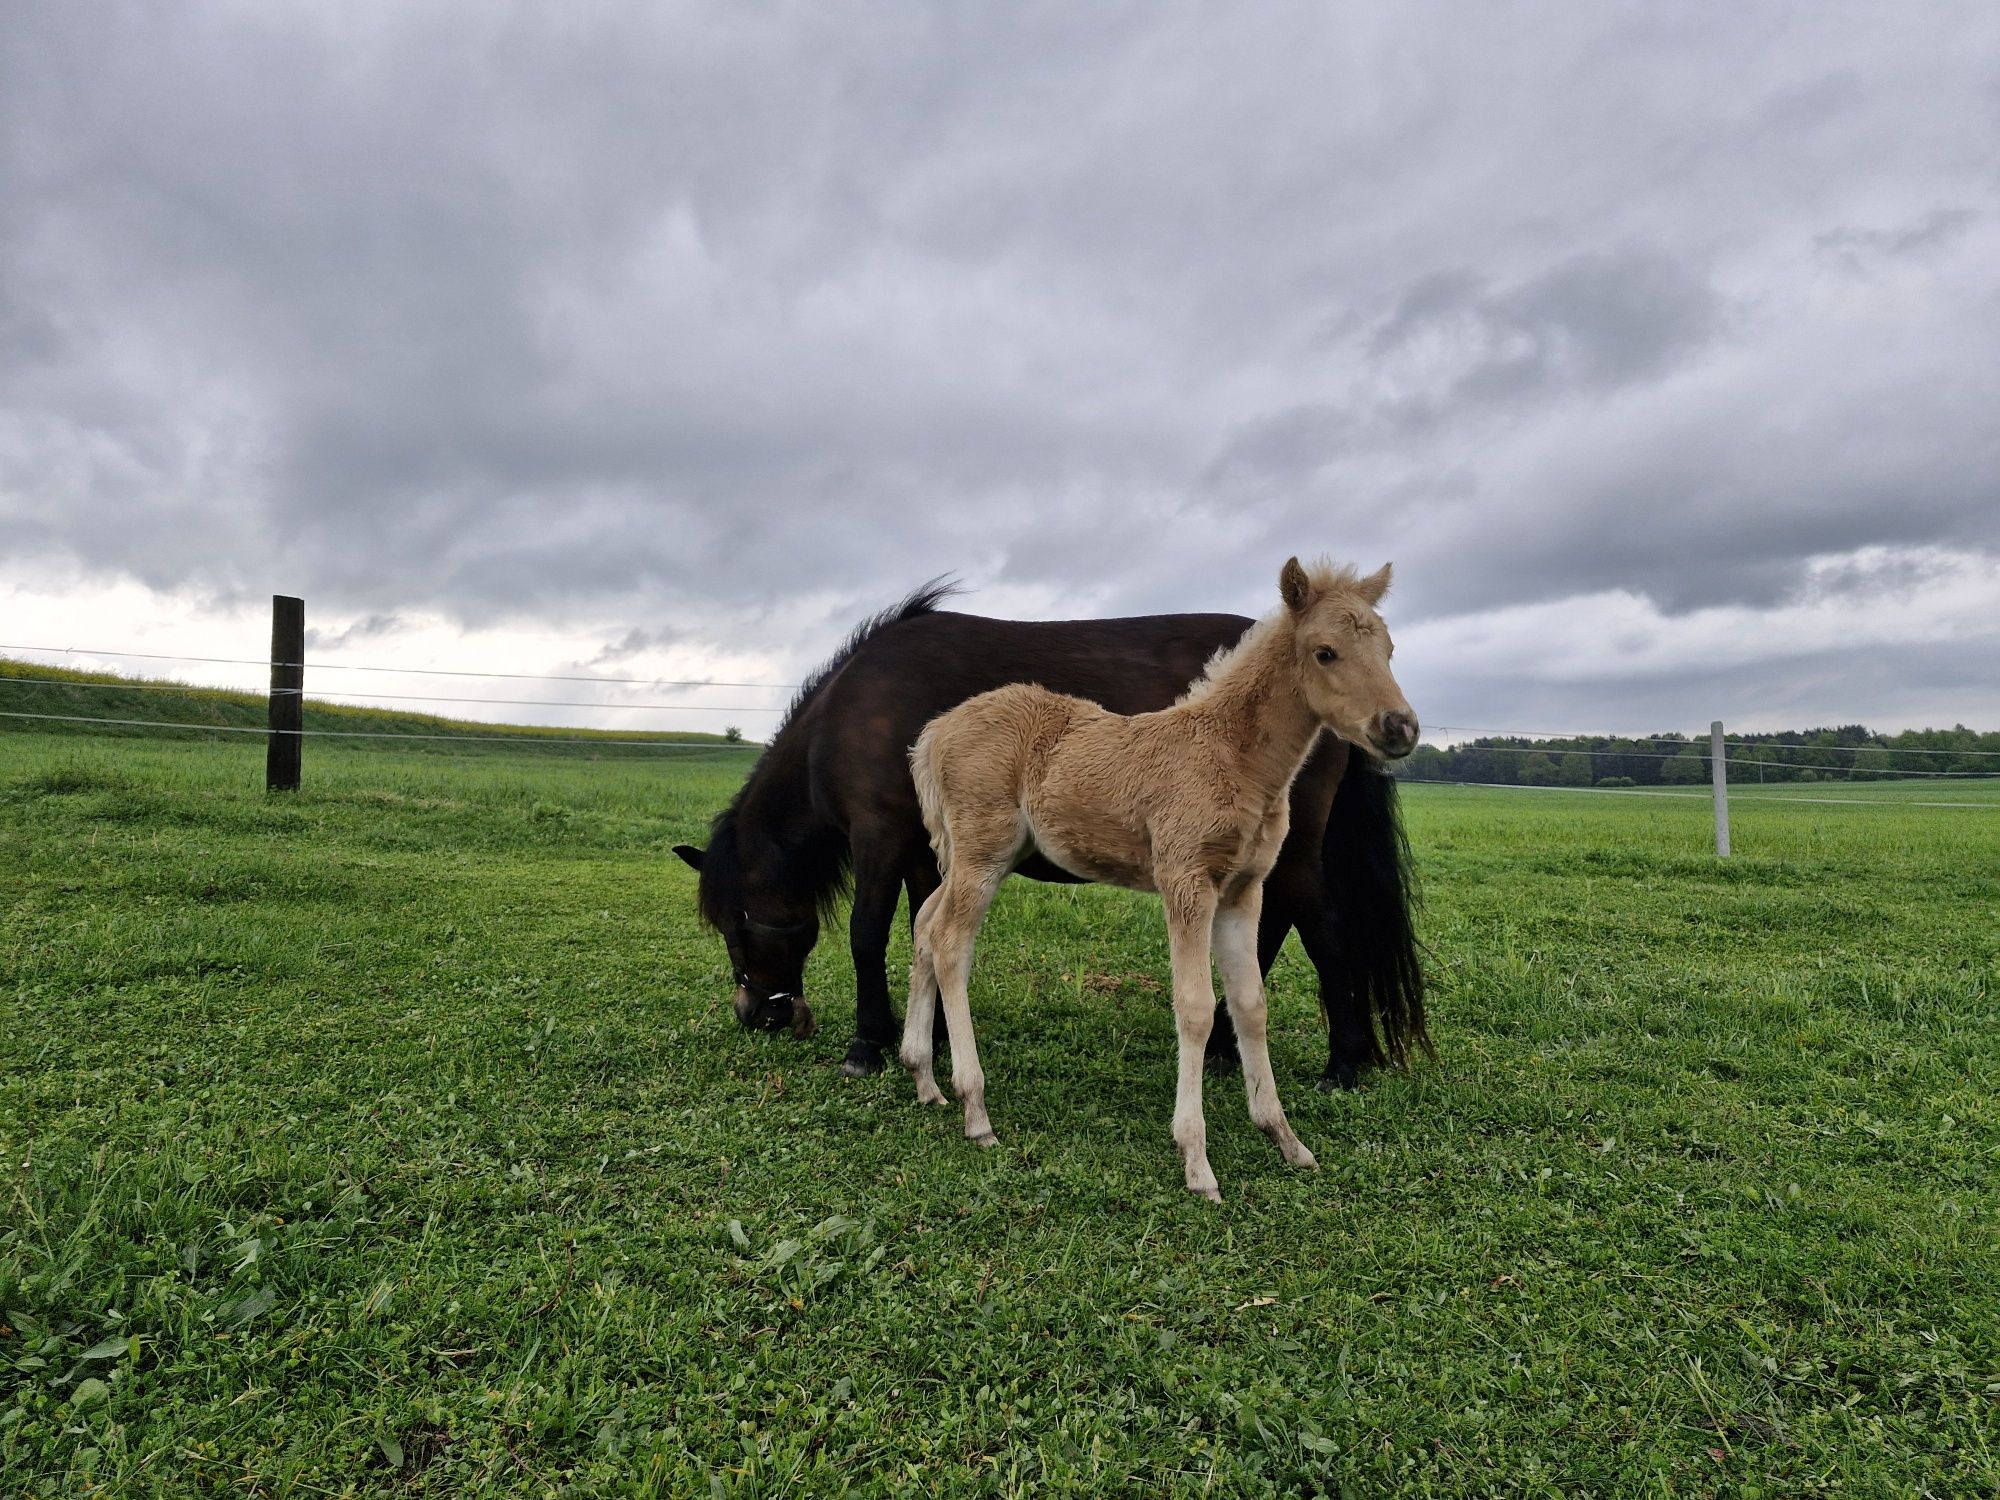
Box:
4, 3, 1997, 741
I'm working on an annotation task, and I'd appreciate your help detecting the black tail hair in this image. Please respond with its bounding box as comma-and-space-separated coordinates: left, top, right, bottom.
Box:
1322, 752, 1431, 1067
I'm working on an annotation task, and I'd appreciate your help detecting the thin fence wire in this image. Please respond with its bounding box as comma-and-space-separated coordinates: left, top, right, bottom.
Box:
0, 710, 762, 750
268, 688, 786, 712
0, 643, 802, 692
1448, 748, 1992, 780
1397, 777, 2000, 810
1432, 723, 2000, 757
0, 675, 787, 713
0, 675, 258, 695
0, 645, 276, 670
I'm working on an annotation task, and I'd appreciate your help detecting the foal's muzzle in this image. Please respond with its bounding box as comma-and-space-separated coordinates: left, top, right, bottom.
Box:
1371, 709, 1419, 759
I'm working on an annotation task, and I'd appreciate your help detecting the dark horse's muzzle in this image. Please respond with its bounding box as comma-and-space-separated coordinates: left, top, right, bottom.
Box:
734, 984, 818, 1039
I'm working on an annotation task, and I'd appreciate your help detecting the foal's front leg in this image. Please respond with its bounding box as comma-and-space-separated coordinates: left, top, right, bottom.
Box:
1164, 881, 1223, 1201
1215, 885, 1316, 1171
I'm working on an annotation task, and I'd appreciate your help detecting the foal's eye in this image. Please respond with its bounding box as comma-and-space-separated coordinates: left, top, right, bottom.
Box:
1314, 647, 1338, 665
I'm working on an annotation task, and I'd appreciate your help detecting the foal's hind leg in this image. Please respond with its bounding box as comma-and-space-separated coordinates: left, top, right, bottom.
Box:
900, 887, 948, 1107
1216, 885, 1316, 1171
927, 857, 1009, 1146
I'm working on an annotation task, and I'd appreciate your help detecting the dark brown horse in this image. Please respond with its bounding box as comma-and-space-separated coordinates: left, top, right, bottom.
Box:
672, 583, 1427, 1088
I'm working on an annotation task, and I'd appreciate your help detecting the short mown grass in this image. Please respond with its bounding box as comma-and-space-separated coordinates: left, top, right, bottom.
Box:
2, 732, 1995, 1496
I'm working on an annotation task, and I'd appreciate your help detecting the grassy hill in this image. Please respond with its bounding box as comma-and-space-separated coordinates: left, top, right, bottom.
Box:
0, 657, 760, 759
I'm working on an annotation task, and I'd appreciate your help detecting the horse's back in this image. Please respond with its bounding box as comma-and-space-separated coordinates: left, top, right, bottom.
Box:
810, 613, 1241, 809
800, 603, 1347, 878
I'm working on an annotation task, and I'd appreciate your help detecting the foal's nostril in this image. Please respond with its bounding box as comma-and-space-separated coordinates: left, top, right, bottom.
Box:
1377, 710, 1419, 756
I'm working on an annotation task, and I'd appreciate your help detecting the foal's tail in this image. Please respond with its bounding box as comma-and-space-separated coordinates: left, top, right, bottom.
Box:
1323, 751, 1432, 1068
909, 718, 952, 871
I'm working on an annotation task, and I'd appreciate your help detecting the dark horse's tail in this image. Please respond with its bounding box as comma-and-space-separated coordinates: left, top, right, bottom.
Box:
1322, 752, 1431, 1068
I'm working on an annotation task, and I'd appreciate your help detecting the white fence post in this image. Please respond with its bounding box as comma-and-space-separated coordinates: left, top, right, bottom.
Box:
1711, 719, 1730, 857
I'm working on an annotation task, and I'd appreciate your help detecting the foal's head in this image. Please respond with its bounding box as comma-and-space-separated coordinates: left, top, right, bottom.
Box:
1279, 556, 1419, 759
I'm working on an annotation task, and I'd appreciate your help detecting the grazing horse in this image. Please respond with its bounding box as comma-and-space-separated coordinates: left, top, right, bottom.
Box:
901, 559, 1417, 1201
672, 584, 1426, 1088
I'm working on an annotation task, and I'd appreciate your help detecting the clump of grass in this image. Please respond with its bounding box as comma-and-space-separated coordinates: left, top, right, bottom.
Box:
10, 759, 136, 798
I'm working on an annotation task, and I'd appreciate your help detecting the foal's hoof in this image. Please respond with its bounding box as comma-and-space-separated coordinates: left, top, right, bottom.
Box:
914, 1078, 947, 1107
840, 1038, 887, 1078
1187, 1182, 1223, 1204
969, 1130, 999, 1149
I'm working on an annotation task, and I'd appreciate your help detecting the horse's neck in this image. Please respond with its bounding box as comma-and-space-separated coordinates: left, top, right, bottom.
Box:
737, 730, 835, 855
1182, 622, 1323, 797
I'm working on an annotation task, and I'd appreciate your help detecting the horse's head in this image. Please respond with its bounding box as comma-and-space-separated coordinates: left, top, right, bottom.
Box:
1279, 556, 1419, 760
673, 819, 820, 1038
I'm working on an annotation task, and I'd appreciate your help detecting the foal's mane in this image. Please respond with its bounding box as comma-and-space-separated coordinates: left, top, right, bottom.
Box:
695, 578, 960, 930
1176, 560, 1372, 708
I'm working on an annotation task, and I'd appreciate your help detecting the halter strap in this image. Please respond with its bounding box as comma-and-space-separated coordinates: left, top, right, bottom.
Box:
741, 908, 816, 939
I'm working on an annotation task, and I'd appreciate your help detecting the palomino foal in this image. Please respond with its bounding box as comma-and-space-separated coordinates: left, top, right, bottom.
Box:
899, 558, 1418, 1200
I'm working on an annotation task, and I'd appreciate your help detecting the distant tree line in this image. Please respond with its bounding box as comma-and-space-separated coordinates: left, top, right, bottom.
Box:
1393, 725, 2000, 786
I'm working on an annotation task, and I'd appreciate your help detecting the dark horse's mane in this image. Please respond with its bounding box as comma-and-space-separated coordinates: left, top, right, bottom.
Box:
694, 579, 961, 932
772, 577, 964, 741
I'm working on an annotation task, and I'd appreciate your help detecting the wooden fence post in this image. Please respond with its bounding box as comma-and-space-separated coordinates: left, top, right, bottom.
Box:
267, 595, 304, 792
1710, 719, 1730, 857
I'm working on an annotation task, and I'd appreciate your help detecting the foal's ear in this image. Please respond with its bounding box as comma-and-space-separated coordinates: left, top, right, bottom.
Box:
671, 844, 705, 871
1279, 556, 1316, 614
1355, 563, 1393, 606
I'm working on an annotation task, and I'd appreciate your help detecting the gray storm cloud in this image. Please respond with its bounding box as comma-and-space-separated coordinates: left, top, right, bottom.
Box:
3, 2, 1997, 727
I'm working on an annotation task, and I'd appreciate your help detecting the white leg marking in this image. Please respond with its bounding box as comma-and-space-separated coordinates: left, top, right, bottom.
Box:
1216, 890, 1315, 1171
901, 887, 946, 1105
1167, 890, 1222, 1201
935, 864, 1006, 1146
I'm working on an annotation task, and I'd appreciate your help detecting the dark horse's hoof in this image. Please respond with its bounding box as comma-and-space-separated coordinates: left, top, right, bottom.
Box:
1205, 1001, 1240, 1073
1316, 1062, 1362, 1092
840, 1038, 888, 1078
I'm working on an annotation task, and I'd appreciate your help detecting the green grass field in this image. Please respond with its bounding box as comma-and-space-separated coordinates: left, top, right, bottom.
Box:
3, 730, 1996, 1496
